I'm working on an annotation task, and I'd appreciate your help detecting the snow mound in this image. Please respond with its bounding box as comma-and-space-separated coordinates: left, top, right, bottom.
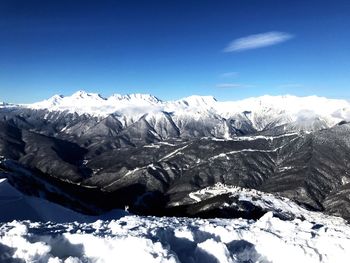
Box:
0, 211, 349, 263
0, 178, 126, 223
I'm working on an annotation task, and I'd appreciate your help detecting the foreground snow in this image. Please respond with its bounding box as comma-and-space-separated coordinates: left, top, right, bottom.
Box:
1, 178, 350, 262
0, 178, 127, 223
1, 210, 350, 263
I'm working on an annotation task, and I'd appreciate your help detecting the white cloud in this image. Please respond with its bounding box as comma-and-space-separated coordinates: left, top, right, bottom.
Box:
223, 31, 293, 52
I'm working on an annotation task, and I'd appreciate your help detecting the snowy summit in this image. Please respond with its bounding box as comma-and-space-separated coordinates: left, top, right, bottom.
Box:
23, 91, 350, 128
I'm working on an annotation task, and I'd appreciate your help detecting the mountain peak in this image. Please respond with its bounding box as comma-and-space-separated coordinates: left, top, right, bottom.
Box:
109, 93, 161, 104
71, 90, 105, 100
17, 92, 350, 125
72, 90, 88, 97
178, 95, 217, 107
47, 94, 64, 105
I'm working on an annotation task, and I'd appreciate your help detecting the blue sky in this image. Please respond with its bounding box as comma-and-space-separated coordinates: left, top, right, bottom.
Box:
1, 0, 350, 103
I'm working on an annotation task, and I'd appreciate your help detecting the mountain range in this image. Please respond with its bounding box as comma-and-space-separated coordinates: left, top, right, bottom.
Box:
1, 91, 350, 221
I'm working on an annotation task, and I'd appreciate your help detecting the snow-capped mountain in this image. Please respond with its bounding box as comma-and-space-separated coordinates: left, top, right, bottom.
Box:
28, 90, 163, 117
2, 91, 350, 262
1, 91, 350, 221
24, 91, 350, 133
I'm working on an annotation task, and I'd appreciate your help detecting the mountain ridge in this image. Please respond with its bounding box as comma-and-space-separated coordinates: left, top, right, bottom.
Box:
1, 92, 346, 137
12, 91, 349, 118
1, 91, 350, 221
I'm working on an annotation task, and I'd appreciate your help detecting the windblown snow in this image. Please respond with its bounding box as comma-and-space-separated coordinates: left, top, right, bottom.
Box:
1, 179, 350, 263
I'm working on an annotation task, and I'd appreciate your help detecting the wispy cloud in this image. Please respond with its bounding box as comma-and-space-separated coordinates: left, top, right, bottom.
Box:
216, 83, 253, 89
278, 83, 304, 89
220, 72, 239, 78
223, 31, 294, 52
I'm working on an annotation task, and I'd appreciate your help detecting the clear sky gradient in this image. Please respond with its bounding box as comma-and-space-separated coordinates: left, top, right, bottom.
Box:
1, 0, 350, 103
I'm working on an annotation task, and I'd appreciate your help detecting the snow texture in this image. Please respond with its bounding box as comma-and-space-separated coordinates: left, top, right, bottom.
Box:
0, 211, 349, 263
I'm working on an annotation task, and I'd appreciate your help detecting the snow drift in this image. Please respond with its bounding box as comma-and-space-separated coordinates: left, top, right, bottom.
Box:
0, 178, 127, 223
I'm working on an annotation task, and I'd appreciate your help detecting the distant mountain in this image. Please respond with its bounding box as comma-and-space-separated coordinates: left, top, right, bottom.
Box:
24, 92, 350, 129
1, 91, 350, 221
1, 91, 347, 143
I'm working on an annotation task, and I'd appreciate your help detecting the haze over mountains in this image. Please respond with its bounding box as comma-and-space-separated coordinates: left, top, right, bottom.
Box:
1, 91, 350, 221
